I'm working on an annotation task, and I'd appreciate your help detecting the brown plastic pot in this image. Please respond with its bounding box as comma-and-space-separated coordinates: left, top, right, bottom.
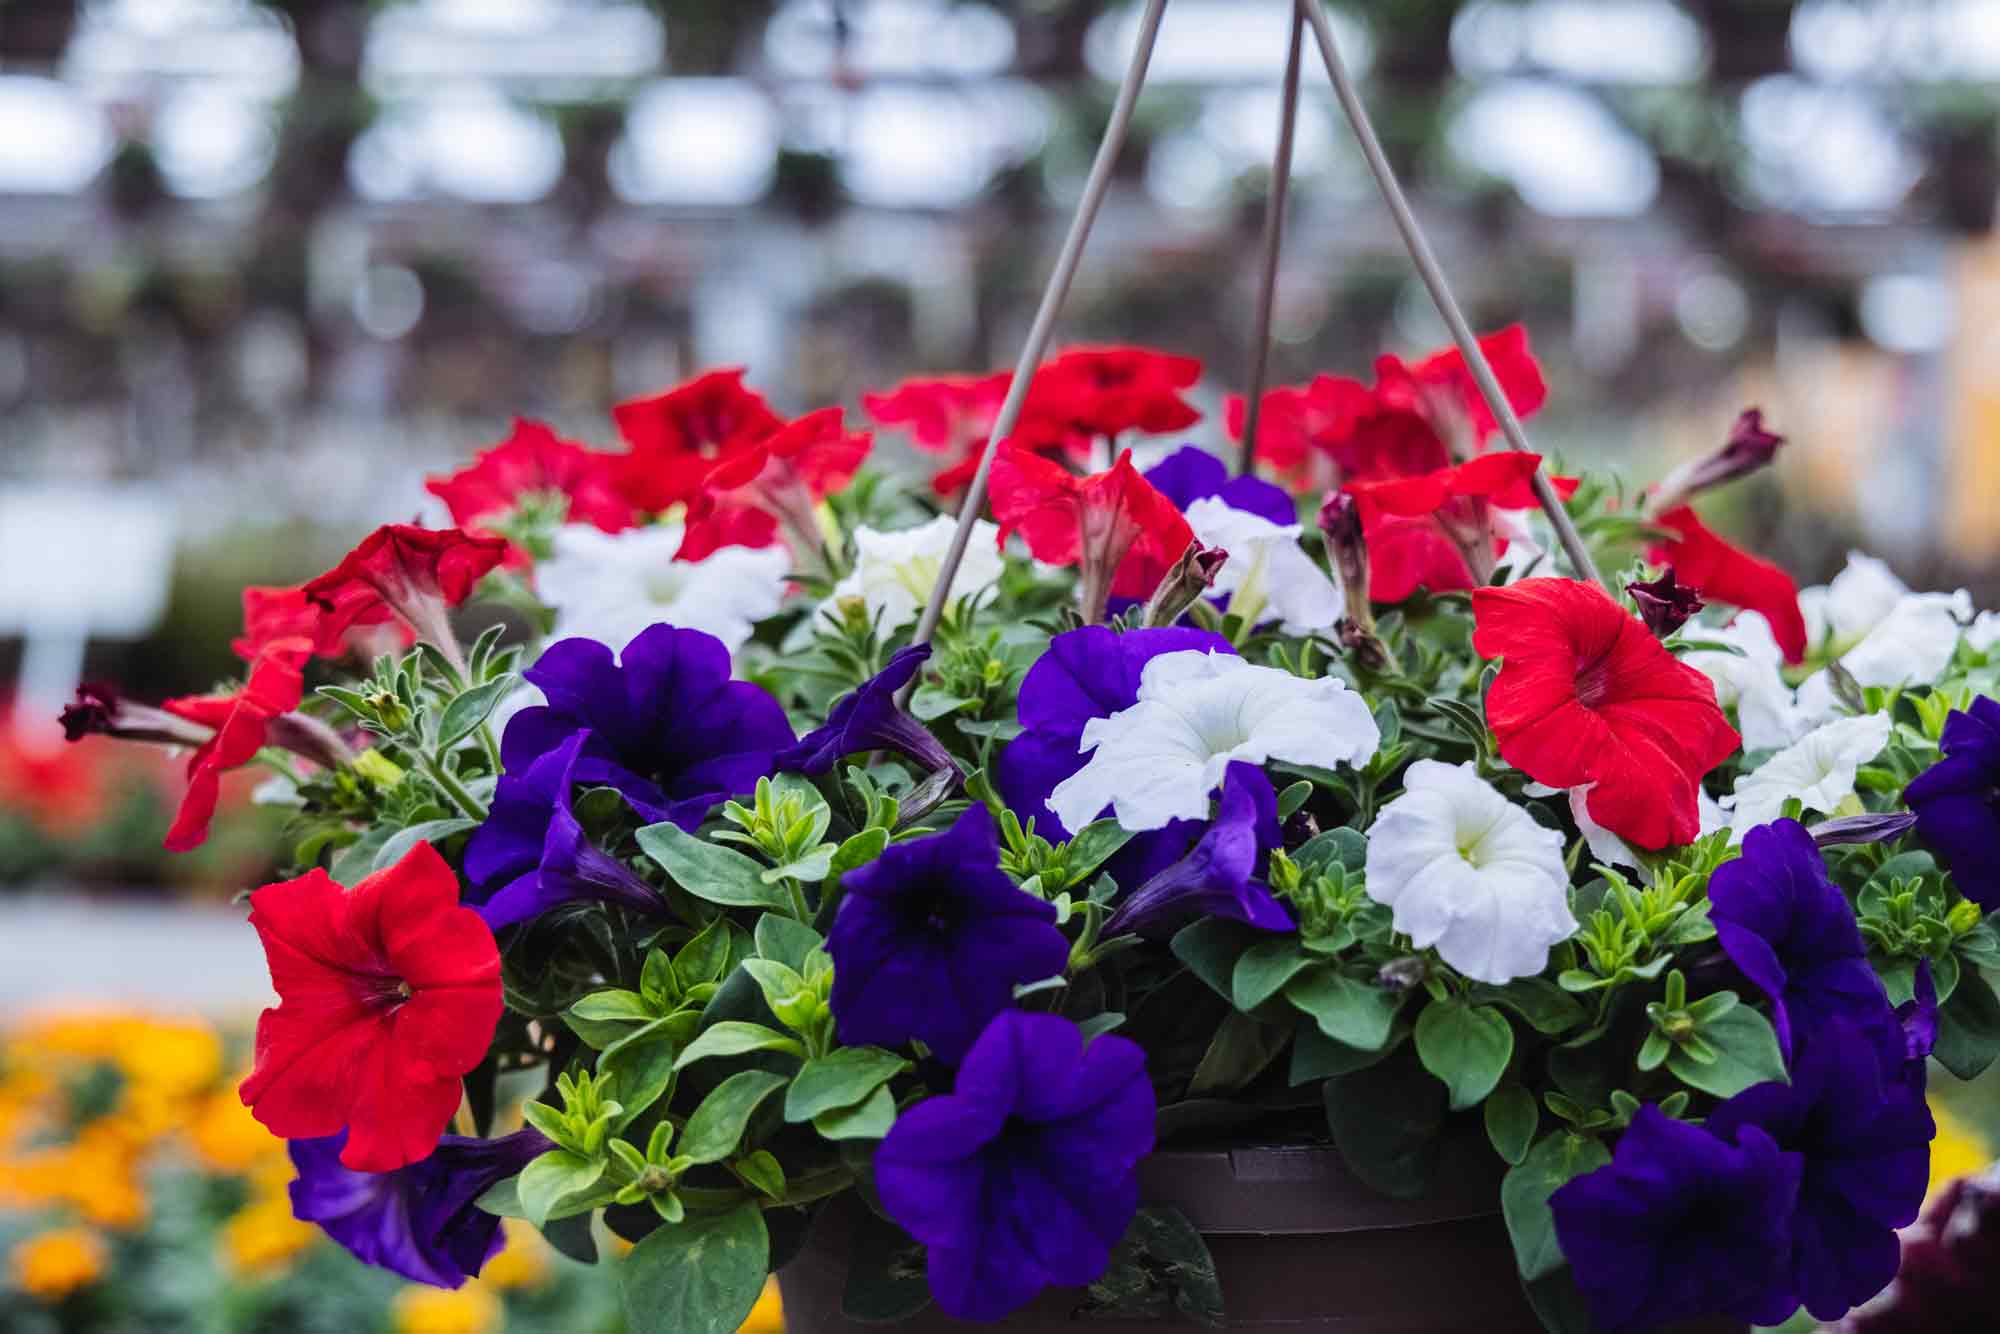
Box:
777, 1139, 1746, 1333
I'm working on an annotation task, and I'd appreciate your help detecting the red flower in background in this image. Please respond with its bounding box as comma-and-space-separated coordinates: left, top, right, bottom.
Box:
1345, 452, 1573, 602
426, 418, 635, 538
160, 637, 312, 852
0, 714, 112, 837
864, 373, 1010, 452
680, 407, 872, 561
239, 840, 502, 1172
990, 446, 1192, 621
612, 368, 786, 512
1232, 326, 1545, 490
233, 584, 409, 663
1649, 507, 1808, 664
1472, 578, 1739, 850
302, 525, 508, 649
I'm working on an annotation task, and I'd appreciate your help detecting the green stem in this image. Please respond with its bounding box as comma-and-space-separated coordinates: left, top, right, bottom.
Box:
424, 753, 489, 821
783, 876, 813, 925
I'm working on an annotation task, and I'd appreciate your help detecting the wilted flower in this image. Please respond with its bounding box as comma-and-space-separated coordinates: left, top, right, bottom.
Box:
1626, 569, 1704, 638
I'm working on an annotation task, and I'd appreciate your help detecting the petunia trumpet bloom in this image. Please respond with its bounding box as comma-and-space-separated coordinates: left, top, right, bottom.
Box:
778, 645, 954, 779
1905, 694, 2000, 909
1142, 444, 1296, 528
1725, 713, 1893, 839
425, 417, 635, 544
1472, 578, 1740, 850
989, 446, 1193, 623
462, 730, 667, 930
159, 637, 315, 852
1344, 452, 1565, 603
826, 804, 1069, 1064
1047, 650, 1379, 835
1364, 760, 1574, 983
1645, 408, 1786, 517
1182, 496, 1342, 634
288, 1127, 550, 1288
1648, 507, 1807, 664
535, 521, 788, 654
1794, 553, 1970, 714
1706, 818, 1888, 1063
239, 841, 503, 1172
873, 1010, 1156, 1321
863, 372, 1010, 454
1551, 1106, 1804, 1332
611, 367, 785, 513
301, 525, 509, 671
1102, 762, 1290, 939
234, 582, 408, 662
682, 406, 871, 563
825, 514, 1005, 633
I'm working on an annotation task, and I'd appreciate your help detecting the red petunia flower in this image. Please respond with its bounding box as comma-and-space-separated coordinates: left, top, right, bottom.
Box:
1375, 324, 1547, 445
301, 525, 508, 653
680, 406, 871, 562
239, 840, 502, 1172
1225, 375, 1376, 489
1472, 578, 1740, 850
160, 637, 312, 851
1648, 507, 1807, 665
990, 445, 1193, 622
426, 418, 635, 539
233, 584, 409, 663
1021, 346, 1202, 444
863, 373, 1011, 452
1344, 452, 1570, 602
611, 368, 786, 513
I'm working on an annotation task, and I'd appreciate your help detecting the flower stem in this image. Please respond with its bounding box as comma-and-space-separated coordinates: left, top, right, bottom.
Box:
1299, 0, 1606, 590
422, 753, 489, 822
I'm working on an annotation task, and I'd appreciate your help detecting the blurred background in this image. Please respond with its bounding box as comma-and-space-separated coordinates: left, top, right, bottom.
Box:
3, 1, 2000, 1328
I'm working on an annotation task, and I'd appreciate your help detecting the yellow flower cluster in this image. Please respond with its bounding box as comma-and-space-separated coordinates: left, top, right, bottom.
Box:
0, 1009, 312, 1299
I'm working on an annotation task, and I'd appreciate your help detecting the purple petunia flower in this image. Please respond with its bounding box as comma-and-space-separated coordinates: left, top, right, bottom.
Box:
1551, 1106, 1803, 1332
777, 645, 954, 777
1144, 445, 1296, 528
1707, 818, 1888, 1063
873, 1009, 1156, 1321
827, 804, 1068, 1064
1102, 761, 1290, 939
288, 1127, 549, 1288
499, 625, 793, 831
1905, 695, 2000, 909
1708, 1015, 1934, 1322
996, 625, 1233, 887
462, 730, 665, 929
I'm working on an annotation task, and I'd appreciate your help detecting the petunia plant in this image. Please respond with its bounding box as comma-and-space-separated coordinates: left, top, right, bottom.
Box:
65, 338, 2000, 1333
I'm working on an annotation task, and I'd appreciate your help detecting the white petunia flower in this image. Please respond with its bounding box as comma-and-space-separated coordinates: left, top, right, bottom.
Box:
1800, 552, 1968, 692
1047, 650, 1379, 833
1723, 711, 1894, 839
1528, 781, 1729, 871
1366, 760, 1576, 984
1681, 612, 1808, 751
537, 522, 789, 654
1182, 497, 1342, 633
1968, 611, 2000, 654
822, 515, 1005, 633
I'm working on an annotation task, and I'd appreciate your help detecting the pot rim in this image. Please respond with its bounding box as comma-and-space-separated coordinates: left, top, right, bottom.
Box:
1135, 1136, 1505, 1235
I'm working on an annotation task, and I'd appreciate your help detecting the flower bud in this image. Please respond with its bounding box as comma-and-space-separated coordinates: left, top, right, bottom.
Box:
1809, 811, 1918, 849
1627, 571, 1703, 638
1142, 540, 1228, 628
1376, 955, 1430, 993
1646, 408, 1785, 515
58, 683, 210, 748
1334, 617, 1392, 674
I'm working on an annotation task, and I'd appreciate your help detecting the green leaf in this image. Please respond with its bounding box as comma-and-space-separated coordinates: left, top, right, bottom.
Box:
1484, 1083, 1538, 1166
1502, 1132, 1611, 1281
330, 822, 398, 885
910, 685, 977, 721
1472, 978, 1587, 1036
740, 958, 809, 1022
1169, 918, 1264, 1003
830, 828, 889, 877
1665, 1004, 1786, 1099
638, 822, 793, 911
736, 1150, 786, 1201
475, 1176, 526, 1219
1078, 1206, 1225, 1328
1064, 820, 1137, 884
675, 918, 735, 987
372, 818, 479, 875
1276, 780, 1314, 822
518, 1149, 608, 1227
674, 1021, 807, 1070
619, 1203, 770, 1334
1415, 1002, 1514, 1111
598, 1031, 680, 1131
1289, 1022, 1392, 1085
1935, 969, 2000, 1080
1322, 1053, 1444, 1199
754, 914, 823, 971
437, 676, 516, 748
570, 990, 657, 1023
784, 1048, 910, 1123
812, 1083, 897, 1141
1188, 1011, 1290, 1097
1291, 827, 1367, 875
1231, 939, 1314, 1013
679, 1070, 790, 1166
1285, 968, 1403, 1051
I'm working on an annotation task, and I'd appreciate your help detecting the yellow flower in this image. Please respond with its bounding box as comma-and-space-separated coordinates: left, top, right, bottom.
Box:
9, 1227, 108, 1302
222, 1196, 319, 1276
741, 1278, 785, 1334
189, 1088, 285, 1175
116, 1020, 223, 1100
1927, 1103, 1992, 1198
477, 1220, 550, 1291
392, 1282, 504, 1334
